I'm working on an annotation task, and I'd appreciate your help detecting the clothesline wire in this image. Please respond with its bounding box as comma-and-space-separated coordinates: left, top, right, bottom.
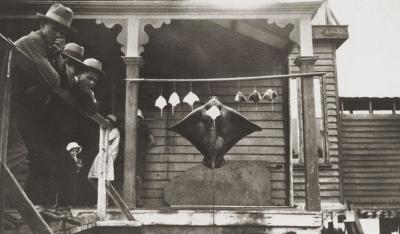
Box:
125, 72, 325, 83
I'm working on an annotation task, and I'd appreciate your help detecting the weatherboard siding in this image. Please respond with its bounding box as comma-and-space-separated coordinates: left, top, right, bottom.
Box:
138, 67, 287, 207
289, 41, 342, 205
341, 115, 400, 209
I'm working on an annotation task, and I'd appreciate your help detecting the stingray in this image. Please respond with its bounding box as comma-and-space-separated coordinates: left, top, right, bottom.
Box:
169, 97, 262, 168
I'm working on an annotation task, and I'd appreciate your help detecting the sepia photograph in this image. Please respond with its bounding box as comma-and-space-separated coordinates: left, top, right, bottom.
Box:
0, 0, 398, 233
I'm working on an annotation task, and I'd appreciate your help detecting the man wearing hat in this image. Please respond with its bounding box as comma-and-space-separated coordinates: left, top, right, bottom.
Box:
15, 3, 76, 91
72, 58, 105, 113
7, 3, 77, 205
62, 42, 85, 89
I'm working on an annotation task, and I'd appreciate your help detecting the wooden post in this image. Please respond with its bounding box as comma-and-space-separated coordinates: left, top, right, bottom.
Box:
295, 56, 321, 211
97, 127, 110, 221
123, 57, 142, 208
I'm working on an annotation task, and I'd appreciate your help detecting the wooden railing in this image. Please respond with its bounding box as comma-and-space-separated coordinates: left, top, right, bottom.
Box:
0, 34, 133, 234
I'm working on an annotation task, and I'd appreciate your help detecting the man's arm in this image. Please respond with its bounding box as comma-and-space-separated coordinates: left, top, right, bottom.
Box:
15, 34, 61, 89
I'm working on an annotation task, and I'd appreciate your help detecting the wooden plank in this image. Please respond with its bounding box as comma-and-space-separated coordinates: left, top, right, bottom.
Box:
0, 40, 12, 234
3, 164, 53, 234
106, 182, 136, 221
152, 136, 286, 146
145, 154, 286, 163
97, 127, 108, 221
147, 145, 285, 155
341, 132, 400, 138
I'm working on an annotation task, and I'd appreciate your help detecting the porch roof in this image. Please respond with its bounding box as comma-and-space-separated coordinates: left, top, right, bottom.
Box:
0, 0, 323, 19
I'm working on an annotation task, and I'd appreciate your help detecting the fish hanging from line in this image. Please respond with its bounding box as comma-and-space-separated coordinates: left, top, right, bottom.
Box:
234, 91, 247, 111
155, 94, 167, 118
183, 91, 200, 110
248, 89, 262, 111
169, 96, 262, 169
262, 88, 278, 110
168, 92, 180, 115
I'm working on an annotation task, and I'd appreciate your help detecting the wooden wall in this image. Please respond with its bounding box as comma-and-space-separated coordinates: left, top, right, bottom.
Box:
289, 41, 342, 206
341, 115, 400, 209
137, 20, 290, 207
139, 77, 288, 207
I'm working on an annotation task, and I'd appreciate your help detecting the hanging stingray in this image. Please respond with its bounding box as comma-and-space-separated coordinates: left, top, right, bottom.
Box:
262, 88, 278, 110
183, 83, 200, 110
155, 93, 167, 118
169, 97, 262, 169
183, 91, 200, 110
168, 92, 180, 115
248, 89, 262, 110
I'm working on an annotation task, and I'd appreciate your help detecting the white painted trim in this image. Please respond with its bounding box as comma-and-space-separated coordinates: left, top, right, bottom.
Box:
299, 17, 314, 56
127, 18, 140, 57
74, 208, 322, 227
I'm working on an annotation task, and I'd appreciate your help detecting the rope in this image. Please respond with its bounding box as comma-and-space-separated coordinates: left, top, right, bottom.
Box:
125, 72, 325, 82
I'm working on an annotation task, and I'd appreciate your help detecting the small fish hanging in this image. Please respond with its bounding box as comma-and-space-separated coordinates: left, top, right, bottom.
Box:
262, 88, 278, 110
248, 89, 262, 110
234, 81, 246, 111
183, 91, 200, 110
183, 82, 200, 110
168, 92, 180, 115
155, 94, 167, 118
235, 91, 247, 103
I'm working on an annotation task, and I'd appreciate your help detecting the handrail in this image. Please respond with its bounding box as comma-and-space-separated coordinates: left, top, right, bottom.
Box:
0, 33, 112, 129
0, 33, 119, 232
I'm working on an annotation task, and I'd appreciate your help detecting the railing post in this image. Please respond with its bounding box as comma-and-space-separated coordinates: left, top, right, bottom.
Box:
123, 57, 142, 209
97, 127, 110, 221
295, 56, 321, 211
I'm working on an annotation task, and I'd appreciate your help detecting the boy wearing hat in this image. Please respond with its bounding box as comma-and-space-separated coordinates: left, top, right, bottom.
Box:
62, 42, 85, 89
72, 58, 105, 113
57, 142, 83, 206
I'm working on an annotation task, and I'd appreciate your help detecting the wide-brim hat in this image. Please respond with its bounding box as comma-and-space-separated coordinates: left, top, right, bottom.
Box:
37, 3, 77, 33
82, 58, 105, 79
66, 142, 82, 153
62, 42, 85, 66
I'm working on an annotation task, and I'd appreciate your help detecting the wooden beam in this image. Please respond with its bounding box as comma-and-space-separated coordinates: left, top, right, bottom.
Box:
0, 40, 12, 234
295, 56, 321, 211
3, 164, 53, 234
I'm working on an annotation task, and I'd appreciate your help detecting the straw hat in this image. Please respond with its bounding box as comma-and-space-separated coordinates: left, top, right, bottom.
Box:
37, 3, 76, 33
62, 43, 85, 66
66, 142, 82, 153
82, 58, 105, 79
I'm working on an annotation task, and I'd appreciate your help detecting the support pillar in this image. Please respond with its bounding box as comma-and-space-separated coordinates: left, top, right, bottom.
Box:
295, 56, 321, 211
123, 57, 142, 208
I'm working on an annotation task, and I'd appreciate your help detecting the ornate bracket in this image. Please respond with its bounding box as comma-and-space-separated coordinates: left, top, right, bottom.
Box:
95, 18, 128, 54
139, 19, 172, 54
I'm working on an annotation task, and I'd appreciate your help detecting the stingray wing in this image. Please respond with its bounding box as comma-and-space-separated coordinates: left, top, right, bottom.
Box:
168, 105, 209, 157
216, 105, 262, 156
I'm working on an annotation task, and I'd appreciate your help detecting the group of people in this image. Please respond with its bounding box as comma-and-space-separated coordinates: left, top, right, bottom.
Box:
4, 2, 156, 227
4, 3, 113, 224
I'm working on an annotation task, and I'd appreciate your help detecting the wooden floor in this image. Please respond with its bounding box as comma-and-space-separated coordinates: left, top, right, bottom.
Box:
4, 212, 97, 234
